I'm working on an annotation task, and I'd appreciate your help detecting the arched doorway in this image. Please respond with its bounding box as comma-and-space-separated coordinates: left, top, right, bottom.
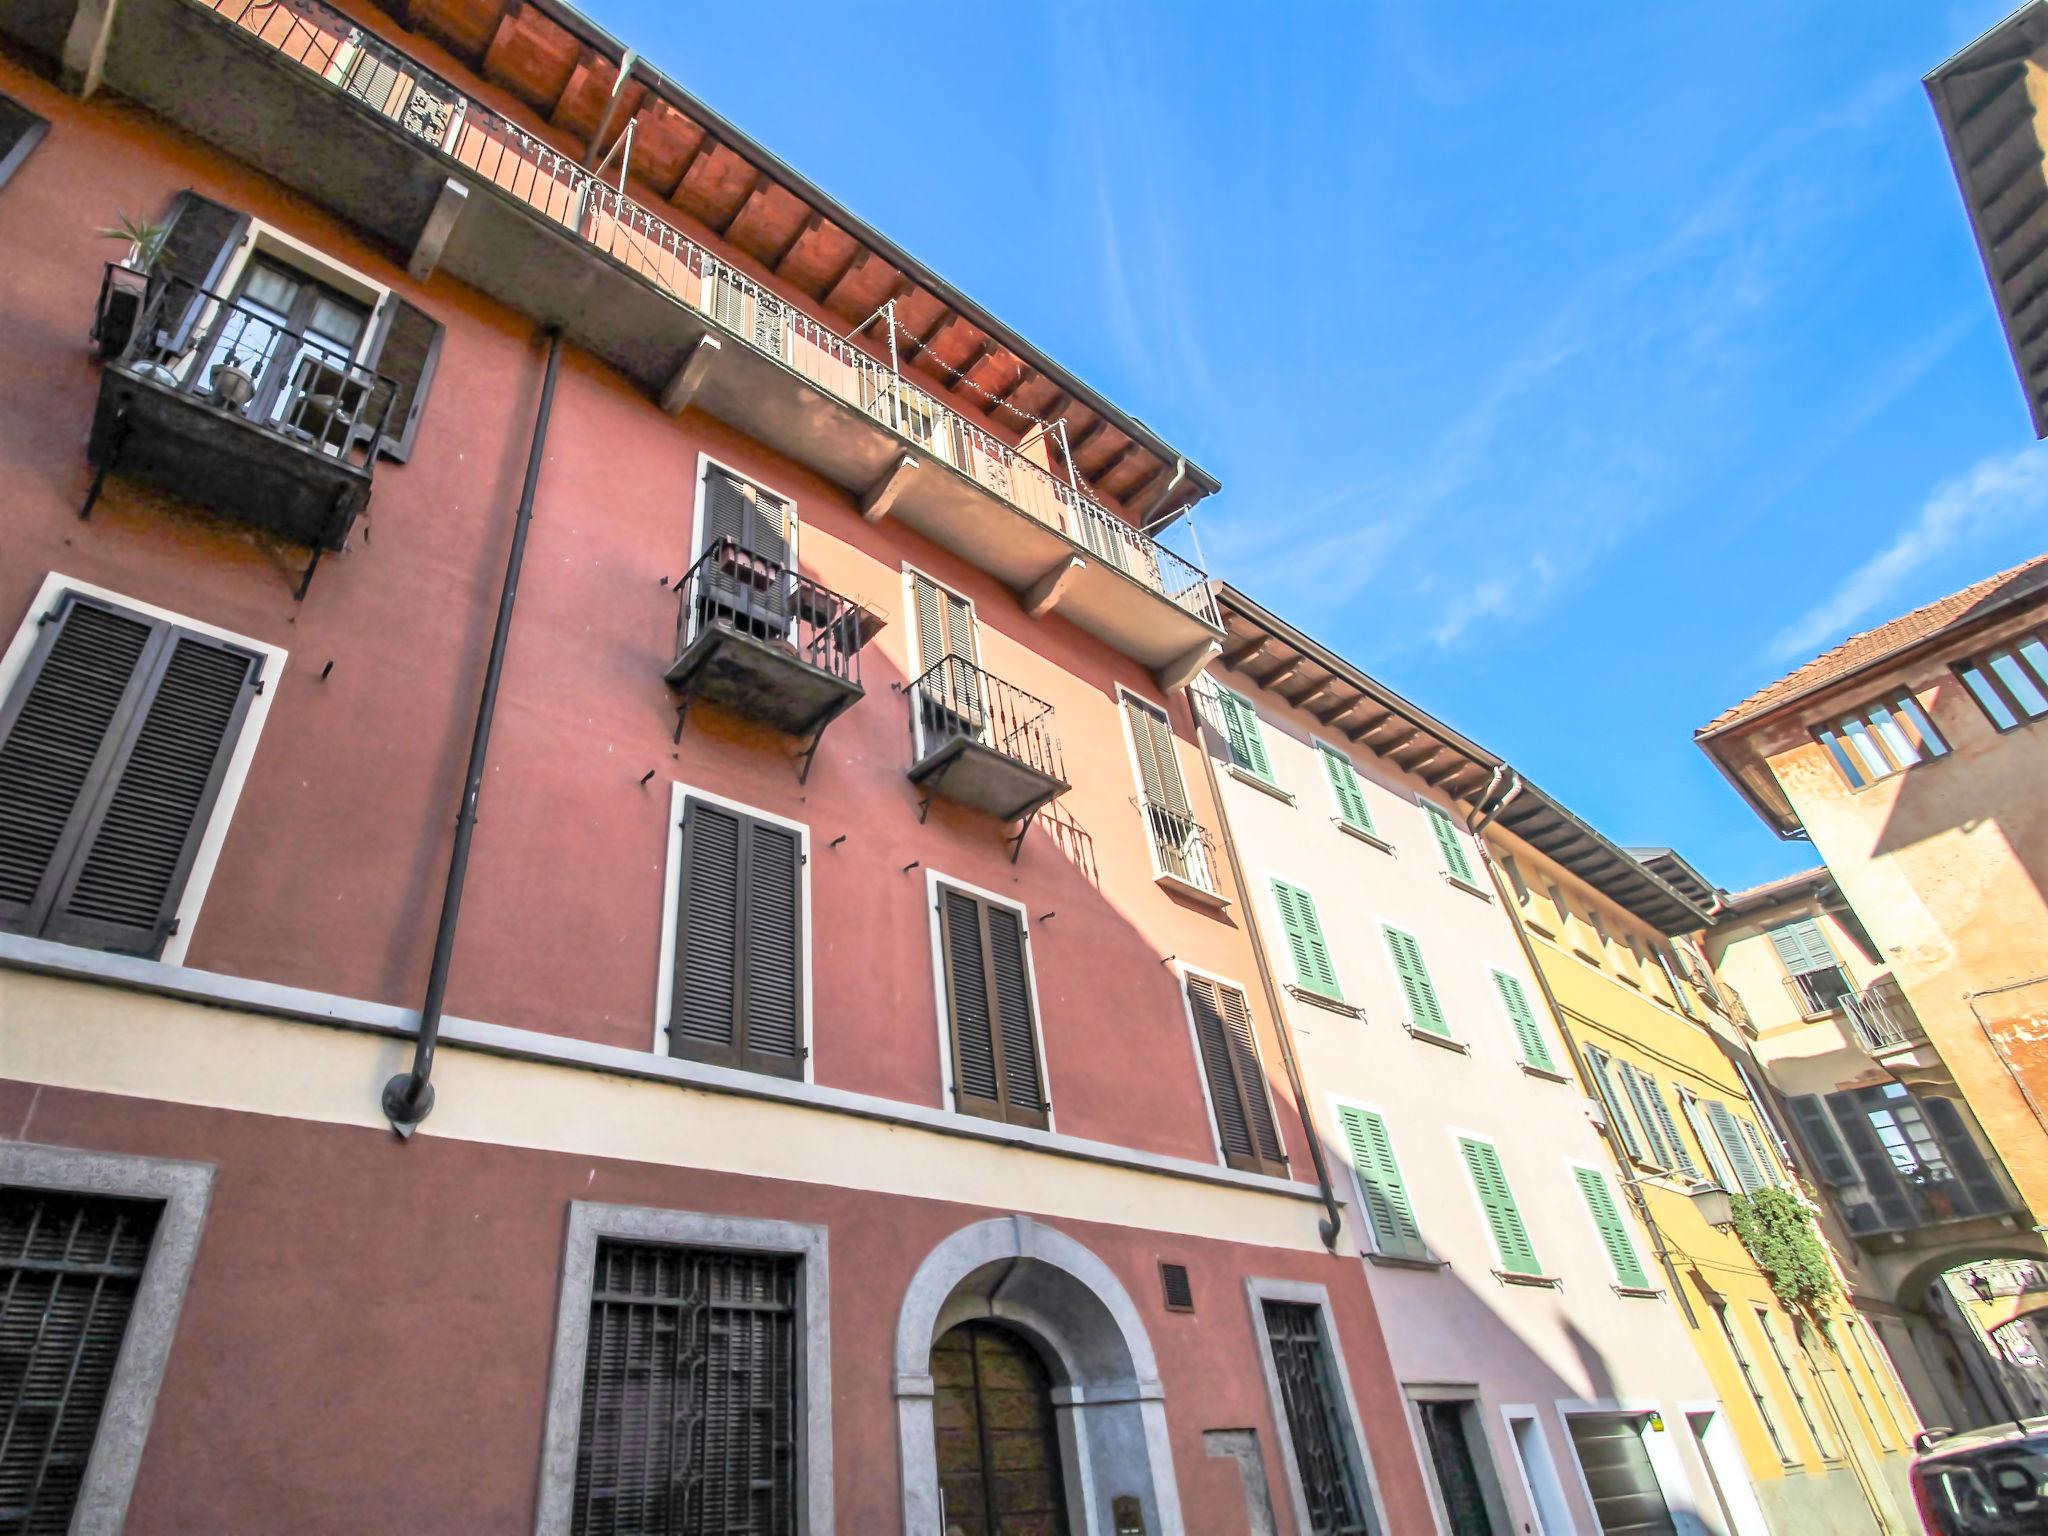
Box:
934, 1320, 1072, 1536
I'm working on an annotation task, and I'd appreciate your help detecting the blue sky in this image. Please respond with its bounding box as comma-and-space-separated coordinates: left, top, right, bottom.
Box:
593, 0, 2048, 893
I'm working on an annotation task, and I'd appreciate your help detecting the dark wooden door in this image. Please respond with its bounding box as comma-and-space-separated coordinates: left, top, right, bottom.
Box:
932, 1322, 1071, 1536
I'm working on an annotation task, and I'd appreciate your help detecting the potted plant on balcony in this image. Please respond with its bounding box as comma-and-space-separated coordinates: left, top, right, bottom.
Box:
208, 343, 261, 410
100, 210, 174, 274
93, 210, 176, 360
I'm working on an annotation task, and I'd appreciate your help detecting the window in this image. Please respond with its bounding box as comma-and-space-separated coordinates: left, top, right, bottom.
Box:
1381, 924, 1450, 1040
0, 1187, 162, 1532
1122, 692, 1216, 893
934, 883, 1049, 1128
1260, 1298, 1378, 1535
666, 794, 806, 1080
0, 588, 264, 957
906, 569, 982, 758
1822, 1084, 2013, 1232
1572, 1166, 1651, 1291
1617, 1060, 1674, 1168
1767, 917, 1850, 1016
1756, 1306, 1837, 1460
1713, 1303, 1795, 1463
1842, 1319, 1904, 1448
0, 92, 49, 193
1642, 1078, 1700, 1179
1815, 690, 1948, 788
1271, 879, 1342, 1001
1457, 1136, 1542, 1278
1653, 946, 1699, 1017
1216, 687, 1275, 783
1700, 1099, 1767, 1195
1316, 742, 1376, 837
1489, 968, 1557, 1073
1785, 1094, 1856, 1186
1584, 1047, 1645, 1162
692, 461, 798, 644
1183, 972, 1287, 1177
1955, 630, 2048, 731
204, 255, 372, 427
1422, 800, 1479, 888
1826, 1319, 1891, 1450
572, 1240, 800, 1535
1336, 1104, 1426, 1262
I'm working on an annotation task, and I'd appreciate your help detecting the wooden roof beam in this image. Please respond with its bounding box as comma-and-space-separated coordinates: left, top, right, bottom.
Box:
1345, 710, 1395, 742
1293, 677, 1343, 713
982, 369, 1032, 418
903, 311, 961, 363
1262, 655, 1309, 691
1222, 635, 1271, 671
667, 128, 719, 199
714, 172, 764, 236
820, 248, 870, 307
771, 213, 823, 274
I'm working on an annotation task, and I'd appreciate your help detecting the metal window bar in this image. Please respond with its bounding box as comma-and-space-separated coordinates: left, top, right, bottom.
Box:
1783, 966, 1852, 1019
92, 264, 398, 468
1134, 794, 1219, 893
190, 0, 1218, 626
1839, 976, 1922, 1052
673, 537, 862, 688
909, 656, 1063, 782
1261, 1301, 1372, 1536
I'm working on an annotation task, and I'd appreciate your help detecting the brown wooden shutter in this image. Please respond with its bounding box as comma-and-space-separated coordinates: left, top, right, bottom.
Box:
669, 798, 804, 1080
364, 297, 443, 462
0, 592, 258, 957
937, 886, 1047, 1128
155, 190, 249, 351
1185, 973, 1286, 1176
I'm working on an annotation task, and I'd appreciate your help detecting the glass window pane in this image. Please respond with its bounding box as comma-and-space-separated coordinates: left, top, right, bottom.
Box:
2019, 637, 2048, 695
1960, 663, 2021, 730
307, 292, 366, 351
1895, 694, 1948, 756
1840, 717, 1893, 781
1817, 728, 1865, 787
1989, 651, 2048, 719
242, 262, 300, 314
1867, 705, 1918, 767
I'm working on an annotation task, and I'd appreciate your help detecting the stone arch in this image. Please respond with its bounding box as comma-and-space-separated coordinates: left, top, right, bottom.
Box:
895, 1215, 1180, 1536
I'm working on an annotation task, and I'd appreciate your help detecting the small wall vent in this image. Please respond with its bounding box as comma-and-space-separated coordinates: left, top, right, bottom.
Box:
1160, 1261, 1194, 1313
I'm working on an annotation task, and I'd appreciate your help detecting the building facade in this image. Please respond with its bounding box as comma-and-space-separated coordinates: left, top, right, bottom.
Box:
0, 2, 1447, 1532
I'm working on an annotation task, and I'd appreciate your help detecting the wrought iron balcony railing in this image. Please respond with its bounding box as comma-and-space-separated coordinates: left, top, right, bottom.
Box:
911, 657, 1064, 785
1841, 976, 1926, 1054
191, 0, 1217, 627
1137, 796, 1221, 897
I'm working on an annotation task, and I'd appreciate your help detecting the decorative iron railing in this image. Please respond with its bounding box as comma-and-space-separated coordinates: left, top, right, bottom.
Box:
910, 656, 1064, 784
674, 537, 863, 687
1841, 976, 1925, 1053
1136, 796, 1220, 894
1784, 966, 1853, 1019
191, 0, 1217, 624
92, 263, 397, 466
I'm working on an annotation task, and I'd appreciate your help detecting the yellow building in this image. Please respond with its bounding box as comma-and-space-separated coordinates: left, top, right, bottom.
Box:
1473, 794, 1920, 1534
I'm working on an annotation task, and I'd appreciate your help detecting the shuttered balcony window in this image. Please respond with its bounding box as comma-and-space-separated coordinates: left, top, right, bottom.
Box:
667, 796, 806, 1080
935, 885, 1049, 1128
571, 1241, 798, 1536
0, 590, 262, 958
0, 1186, 163, 1534
1183, 973, 1287, 1177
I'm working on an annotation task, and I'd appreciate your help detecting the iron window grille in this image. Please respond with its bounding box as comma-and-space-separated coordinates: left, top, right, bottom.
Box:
1262, 1301, 1372, 1535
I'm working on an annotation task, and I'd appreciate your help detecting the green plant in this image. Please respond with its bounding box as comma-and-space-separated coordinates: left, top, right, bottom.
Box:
98, 210, 174, 271
1730, 1188, 1837, 1315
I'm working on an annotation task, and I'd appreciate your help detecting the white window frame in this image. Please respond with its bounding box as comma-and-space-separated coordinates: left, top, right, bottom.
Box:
686, 452, 802, 646
1327, 1091, 1434, 1265
182, 218, 392, 400
0, 572, 288, 967
900, 561, 982, 764
1175, 961, 1287, 1172
923, 866, 1056, 1131
653, 778, 815, 1081
1500, 1404, 1572, 1536
1116, 684, 1217, 896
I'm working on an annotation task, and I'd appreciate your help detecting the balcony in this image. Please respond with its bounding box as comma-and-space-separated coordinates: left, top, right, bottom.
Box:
84, 264, 395, 564
1138, 797, 1225, 906
667, 539, 868, 777
10, 0, 1224, 680
1842, 976, 1926, 1052
907, 658, 1068, 836
1784, 965, 1854, 1019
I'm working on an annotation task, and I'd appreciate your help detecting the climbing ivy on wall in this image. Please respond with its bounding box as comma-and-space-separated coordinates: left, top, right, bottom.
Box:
1731, 1189, 1838, 1314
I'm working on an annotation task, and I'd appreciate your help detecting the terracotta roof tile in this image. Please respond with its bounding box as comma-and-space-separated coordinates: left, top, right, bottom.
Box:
1699, 552, 2048, 736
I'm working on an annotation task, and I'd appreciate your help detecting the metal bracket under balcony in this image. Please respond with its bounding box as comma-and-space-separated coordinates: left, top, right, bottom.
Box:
906, 659, 1068, 853
666, 540, 870, 781
83, 265, 394, 589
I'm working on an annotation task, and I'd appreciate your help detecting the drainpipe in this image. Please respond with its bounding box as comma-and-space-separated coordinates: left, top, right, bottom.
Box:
1465, 773, 1698, 1326
1186, 685, 1343, 1251
383, 329, 564, 1136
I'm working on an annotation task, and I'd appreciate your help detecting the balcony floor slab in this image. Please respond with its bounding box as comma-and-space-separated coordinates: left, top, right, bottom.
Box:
667, 622, 864, 741
908, 736, 1068, 824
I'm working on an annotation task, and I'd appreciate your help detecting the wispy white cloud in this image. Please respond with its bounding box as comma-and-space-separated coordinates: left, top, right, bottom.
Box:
1767, 442, 2048, 660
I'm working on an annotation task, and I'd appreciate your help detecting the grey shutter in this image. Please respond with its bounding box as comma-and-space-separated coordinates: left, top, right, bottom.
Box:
1827, 1092, 1914, 1228
1123, 696, 1191, 816
986, 902, 1047, 1125
1584, 1047, 1644, 1161
910, 574, 979, 732
1705, 1101, 1766, 1195
699, 467, 793, 634
738, 817, 803, 1077
364, 297, 443, 461
939, 889, 1047, 1129
1186, 974, 1284, 1175
0, 592, 258, 958
155, 190, 249, 351
1921, 1096, 2009, 1215
1618, 1061, 1673, 1167
0, 94, 48, 193
1787, 1095, 1855, 1185
670, 799, 803, 1079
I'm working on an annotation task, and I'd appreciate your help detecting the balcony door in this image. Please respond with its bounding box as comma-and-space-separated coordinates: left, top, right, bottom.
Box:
909, 570, 983, 761
201, 257, 370, 440
693, 461, 798, 646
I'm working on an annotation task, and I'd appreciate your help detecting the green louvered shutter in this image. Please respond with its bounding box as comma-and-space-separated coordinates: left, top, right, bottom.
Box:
1618, 1060, 1674, 1167
1491, 970, 1555, 1070
1646, 1081, 1700, 1178
1706, 1101, 1766, 1195
1739, 1119, 1783, 1190
1336, 1105, 1426, 1261
1574, 1167, 1651, 1290
1318, 744, 1373, 833
1217, 689, 1273, 781
1383, 925, 1448, 1037
1584, 1047, 1645, 1161
1460, 1137, 1540, 1276
1767, 917, 1837, 977
1424, 801, 1477, 884
1271, 879, 1340, 999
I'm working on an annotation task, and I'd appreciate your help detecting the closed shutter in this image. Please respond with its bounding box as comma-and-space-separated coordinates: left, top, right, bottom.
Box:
1786, 1094, 1856, 1185
1382, 925, 1448, 1037
1566, 1414, 1678, 1536
1491, 970, 1555, 1070
1682, 1090, 1738, 1192
1336, 1104, 1425, 1260
342, 42, 402, 110
1584, 1048, 1645, 1161
1185, 973, 1285, 1176
1827, 1093, 1913, 1228
1217, 689, 1273, 781
1574, 1167, 1650, 1289
1459, 1137, 1540, 1276
1768, 917, 1837, 977
1617, 1061, 1673, 1167
908, 573, 980, 734
1706, 1101, 1766, 1195
1738, 1120, 1782, 1190
668, 797, 805, 1079
1921, 1096, 2010, 1215
0, 93, 48, 192
1645, 1081, 1700, 1178
1123, 695, 1191, 817
1271, 879, 1340, 998
937, 887, 1047, 1129
1318, 743, 1373, 833
698, 466, 794, 634
155, 189, 250, 351
364, 297, 443, 461
1424, 801, 1477, 884
0, 592, 259, 957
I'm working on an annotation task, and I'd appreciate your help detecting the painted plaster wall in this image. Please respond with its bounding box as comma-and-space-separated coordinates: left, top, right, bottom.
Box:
1202, 668, 1733, 1535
